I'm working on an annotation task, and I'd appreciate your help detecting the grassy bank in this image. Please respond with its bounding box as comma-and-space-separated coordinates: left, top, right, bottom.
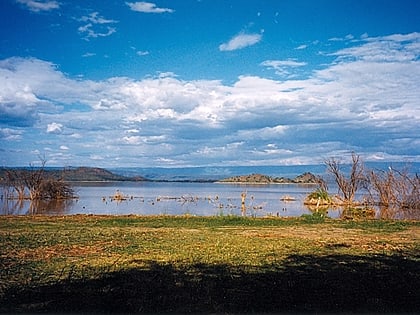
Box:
1, 215, 419, 313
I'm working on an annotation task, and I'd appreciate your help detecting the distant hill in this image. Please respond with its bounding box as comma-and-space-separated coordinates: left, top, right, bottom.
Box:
0, 167, 321, 183
0, 167, 147, 182
59, 167, 147, 181
217, 172, 320, 184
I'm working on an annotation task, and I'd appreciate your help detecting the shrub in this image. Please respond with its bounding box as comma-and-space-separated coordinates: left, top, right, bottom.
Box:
304, 188, 331, 205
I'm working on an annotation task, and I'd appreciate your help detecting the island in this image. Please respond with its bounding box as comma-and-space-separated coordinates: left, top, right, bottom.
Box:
216, 172, 320, 184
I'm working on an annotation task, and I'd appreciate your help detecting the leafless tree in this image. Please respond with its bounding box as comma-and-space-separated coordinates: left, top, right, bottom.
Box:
5, 169, 27, 200
24, 159, 47, 200
325, 152, 366, 204
366, 166, 419, 214
3, 158, 74, 201
38, 178, 74, 199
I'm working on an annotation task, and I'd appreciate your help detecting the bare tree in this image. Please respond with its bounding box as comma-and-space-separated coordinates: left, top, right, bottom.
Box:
3, 157, 74, 201
24, 159, 47, 200
39, 178, 74, 199
325, 152, 366, 204
5, 169, 27, 200
366, 166, 419, 215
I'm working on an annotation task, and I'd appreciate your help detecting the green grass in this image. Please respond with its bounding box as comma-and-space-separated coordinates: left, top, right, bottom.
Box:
0, 215, 419, 313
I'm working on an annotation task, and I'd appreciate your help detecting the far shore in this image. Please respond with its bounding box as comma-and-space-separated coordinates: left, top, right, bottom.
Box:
1, 166, 322, 184
214, 181, 318, 185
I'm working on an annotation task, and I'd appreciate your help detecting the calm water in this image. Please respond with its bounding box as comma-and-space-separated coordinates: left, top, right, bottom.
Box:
1, 181, 342, 217
3, 162, 419, 218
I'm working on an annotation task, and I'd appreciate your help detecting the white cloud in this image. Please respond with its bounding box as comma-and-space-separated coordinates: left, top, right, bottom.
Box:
126, 129, 140, 134
93, 98, 127, 110
0, 128, 23, 141
16, 0, 59, 12
0, 58, 58, 126
219, 33, 262, 51
360, 33, 369, 39
60, 145, 69, 150
82, 52, 96, 58
90, 154, 104, 160
1, 32, 419, 166
123, 135, 142, 144
136, 50, 150, 56
126, 2, 174, 13
46, 122, 63, 133
80, 12, 117, 24
78, 12, 117, 40
261, 60, 307, 68
69, 133, 82, 139
261, 59, 307, 77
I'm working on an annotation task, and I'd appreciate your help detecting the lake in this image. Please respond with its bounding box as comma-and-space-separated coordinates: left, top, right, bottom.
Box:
1, 181, 341, 217
3, 161, 419, 218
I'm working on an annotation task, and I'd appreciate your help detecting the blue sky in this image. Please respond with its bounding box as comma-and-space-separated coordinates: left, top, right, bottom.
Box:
0, 0, 419, 167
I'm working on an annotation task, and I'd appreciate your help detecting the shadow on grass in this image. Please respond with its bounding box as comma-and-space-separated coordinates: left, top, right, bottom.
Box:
1, 254, 419, 313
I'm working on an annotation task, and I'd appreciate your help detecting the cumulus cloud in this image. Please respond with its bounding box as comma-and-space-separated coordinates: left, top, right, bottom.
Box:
0, 58, 54, 126
1, 32, 419, 166
16, 0, 59, 12
219, 33, 262, 51
126, 2, 174, 13
0, 57, 89, 128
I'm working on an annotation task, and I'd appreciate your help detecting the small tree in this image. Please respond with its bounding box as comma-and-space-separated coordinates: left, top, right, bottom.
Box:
325, 152, 366, 204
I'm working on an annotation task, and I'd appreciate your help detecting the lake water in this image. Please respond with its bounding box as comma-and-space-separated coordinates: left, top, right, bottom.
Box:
3, 161, 419, 218
1, 181, 342, 218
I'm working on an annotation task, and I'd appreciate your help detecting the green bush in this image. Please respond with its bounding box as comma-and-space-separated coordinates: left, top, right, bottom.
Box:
305, 188, 331, 205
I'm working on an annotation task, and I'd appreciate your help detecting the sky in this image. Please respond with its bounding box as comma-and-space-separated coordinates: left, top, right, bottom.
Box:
0, 0, 419, 168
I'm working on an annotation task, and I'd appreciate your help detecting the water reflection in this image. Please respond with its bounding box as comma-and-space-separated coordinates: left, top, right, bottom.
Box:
1, 198, 75, 215
306, 204, 419, 220
376, 205, 419, 220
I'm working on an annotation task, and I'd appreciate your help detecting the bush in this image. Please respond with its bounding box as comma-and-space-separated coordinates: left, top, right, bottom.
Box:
304, 188, 331, 205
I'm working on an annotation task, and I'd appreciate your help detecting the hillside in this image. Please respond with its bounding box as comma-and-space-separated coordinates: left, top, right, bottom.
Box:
59, 167, 147, 181
0, 167, 147, 182
218, 172, 319, 184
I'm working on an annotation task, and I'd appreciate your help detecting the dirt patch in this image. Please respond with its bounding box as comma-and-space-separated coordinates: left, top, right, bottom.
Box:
8, 242, 116, 261
239, 226, 419, 252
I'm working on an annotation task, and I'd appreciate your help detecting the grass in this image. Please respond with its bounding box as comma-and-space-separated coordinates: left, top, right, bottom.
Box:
0, 214, 419, 313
